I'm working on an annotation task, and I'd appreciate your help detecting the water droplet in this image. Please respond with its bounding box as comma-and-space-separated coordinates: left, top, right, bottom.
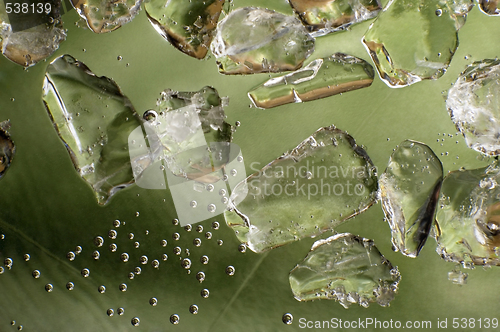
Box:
170, 314, 180, 325
189, 304, 199, 314
196, 272, 205, 283
151, 259, 160, 268
45, 284, 53, 292
119, 283, 128, 292
174, 247, 182, 255
193, 238, 202, 247
172, 218, 179, 226
173, 232, 180, 240
207, 204, 216, 213
140, 255, 148, 264
200, 255, 209, 264
212, 221, 220, 230
217, 240, 223, 246
184, 224, 192, 232
190, 200, 198, 208
118, 308, 125, 316
113, 219, 121, 227
119, 252, 130, 262
66, 282, 74, 290
67, 252, 76, 261
238, 244, 247, 253
205, 232, 212, 239
282, 313, 293, 325
225, 265, 235, 276
108, 230, 117, 239
196, 225, 203, 233
181, 258, 192, 269
131, 317, 140, 327
161, 239, 168, 247
23, 254, 30, 261
98, 285, 106, 293
81, 268, 90, 278
149, 297, 158, 306
109, 243, 117, 252
107, 308, 114, 316
201, 288, 210, 298
94, 236, 104, 247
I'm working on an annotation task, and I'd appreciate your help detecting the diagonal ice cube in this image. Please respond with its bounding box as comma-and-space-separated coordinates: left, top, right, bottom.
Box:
288, 0, 382, 37
435, 163, 500, 268
224, 126, 378, 253
145, 0, 225, 59
362, 0, 472, 87
248, 53, 374, 109
42, 55, 142, 204
380, 140, 443, 258
0, 120, 15, 179
289, 233, 401, 308
0, 0, 66, 67
211, 7, 315, 75
446, 59, 500, 156
71, 0, 142, 33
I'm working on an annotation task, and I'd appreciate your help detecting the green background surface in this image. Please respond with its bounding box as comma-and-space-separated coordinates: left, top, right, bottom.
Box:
0, 1, 499, 331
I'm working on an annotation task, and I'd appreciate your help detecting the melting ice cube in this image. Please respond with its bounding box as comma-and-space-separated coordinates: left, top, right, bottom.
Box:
446, 59, 500, 156
0, 120, 15, 179
0, 0, 66, 67
211, 7, 315, 74
289, 233, 401, 308
71, 0, 142, 33
362, 0, 472, 87
42, 55, 142, 204
379, 140, 443, 258
224, 125, 378, 253
145, 0, 225, 59
435, 163, 500, 267
288, 0, 381, 37
248, 53, 374, 109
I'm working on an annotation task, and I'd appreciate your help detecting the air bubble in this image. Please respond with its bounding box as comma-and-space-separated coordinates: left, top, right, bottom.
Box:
162, 254, 168, 261
92, 250, 100, 260
230, 169, 237, 176
193, 238, 202, 247
207, 204, 216, 213
98, 285, 106, 293
134, 267, 142, 274
45, 284, 53, 292
118, 308, 125, 315
173, 232, 180, 240
206, 184, 214, 192
128, 233, 134, 240
113, 219, 121, 227
67, 251, 76, 261
225, 265, 235, 276
140, 255, 148, 264
174, 247, 182, 255
219, 189, 226, 196
75, 246, 83, 254
205, 232, 212, 239
237, 156, 243, 162
117, 55, 123, 61
201, 288, 209, 298
151, 259, 160, 268
212, 221, 220, 229
135, 212, 140, 217
189, 305, 199, 314
200, 255, 209, 264
32, 270, 41, 278
107, 308, 114, 316
109, 243, 117, 252
134, 241, 140, 249
121, 253, 129, 262
217, 240, 223, 246
119, 283, 128, 292
184, 224, 192, 232
0, 267, 4, 274
81, 268, 90, 277
282, 313, 293, 325
131, 317, 140, 327
181, 258, 192, 269
196, 272, 205, 283
190, 200, 198, 208
435, 8, 442, 16
161, 239, 168, 247
66, 282, 74, 290
4, 258, 12, 268
23, 254, 30, 261
149, 297, 158, 306
170, 314, 180, 325
94, 236, 104, 247
108, 230, 117, 239
196, 225, 203, 233
238, 244, 247, 253
172, 218, 179, 226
